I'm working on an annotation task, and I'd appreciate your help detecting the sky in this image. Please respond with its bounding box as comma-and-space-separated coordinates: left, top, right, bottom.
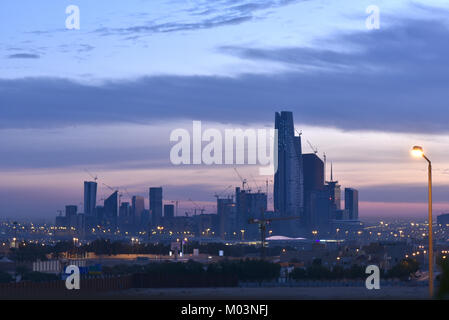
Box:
1, 0, 449, 220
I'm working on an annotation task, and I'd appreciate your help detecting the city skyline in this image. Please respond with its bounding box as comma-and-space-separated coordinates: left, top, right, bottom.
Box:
1, 114, 449, 220
2, 0, 449, 219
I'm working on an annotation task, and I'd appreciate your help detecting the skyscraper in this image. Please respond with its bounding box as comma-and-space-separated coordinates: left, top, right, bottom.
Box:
104, 191, 118, 228
83, 181, 97, 216
274, 111, 304, 236
327, 164, 341, 211
65, 205, 78, 229
345, 188, 359, 220
303, 153, 325, 229
150, 187, 163, 227
119, 202, 131, 229
310, 164, 341, 231
217, 197, 235, 239
132, 196, 145, 228
164, 204, 175, 220
236, 188, 267, 240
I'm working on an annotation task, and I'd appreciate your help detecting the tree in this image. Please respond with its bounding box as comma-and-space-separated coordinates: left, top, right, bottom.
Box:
0, 271, 13, 283
214, 259, 280, 283
15, 265, 31, 278
437, 258, 449, 299
387, 258, 419, 280
22, 271, 59, 282
290, 267, 307, 280
9, 243, 48, 262
345, 265, 366, 279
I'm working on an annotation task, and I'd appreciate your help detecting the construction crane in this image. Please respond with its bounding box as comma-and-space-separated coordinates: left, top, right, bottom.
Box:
121, 187, 133, 203
84, 169, 98, 182
102, 183, 117, 192
248, 211, 301, 259
233, 167, 248, 191
214, 185, 233, 199
170, 200, 179, 216
250, 174, 262, 193
307, 140, 318, 154
265, 179, 273, 201
323, 152, 327, 181
102, 183, 122, 206
188, 198, 205, 215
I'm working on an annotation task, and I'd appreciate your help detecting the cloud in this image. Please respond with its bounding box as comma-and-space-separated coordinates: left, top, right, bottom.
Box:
220, 17, 449, 76
187, 0, 300, 17
359, 184, 449, 204
96, 15, 252, 36
2, 17, 449, 134
95, 0, 302, 36
7, 53, 40, 59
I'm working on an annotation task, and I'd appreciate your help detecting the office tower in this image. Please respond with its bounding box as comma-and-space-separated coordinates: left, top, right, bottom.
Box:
236, 188, 267, 240
84, 181, 97, 216
150, 187, 163, 227
55, 215, 66, 227
164, 204, 175, 219
303, 153, 325, 230
76, 214, 85, 236
310, 164, 341, 232
310, 188, 333, 229
131, 196, 145, 228
345, 188, 359, 220
195, 213, 214, 237
119, 202, 131, 228
141, 209, 150, 229
334, 209, 346, 220
65, 205, 77, 217
65, 205, 78, 228
327, 164, 341, 211
217, 198, 235, 239
95, 206, 104, 222
104, 191, 118, 228
274, 111, 304, 236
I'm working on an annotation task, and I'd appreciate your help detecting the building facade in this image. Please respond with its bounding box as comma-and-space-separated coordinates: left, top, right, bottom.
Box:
150, 187, 163, 227
345, 188, 359, 221
83, 181, 97, 216
274, 111, 304, 236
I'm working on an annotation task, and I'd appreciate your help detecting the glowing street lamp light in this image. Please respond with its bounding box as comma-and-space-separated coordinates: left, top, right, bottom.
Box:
411, 145, 424, 158
411, 145, 434, 298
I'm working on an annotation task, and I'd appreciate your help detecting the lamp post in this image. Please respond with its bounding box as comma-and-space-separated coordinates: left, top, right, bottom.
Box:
411, 145, 433, 298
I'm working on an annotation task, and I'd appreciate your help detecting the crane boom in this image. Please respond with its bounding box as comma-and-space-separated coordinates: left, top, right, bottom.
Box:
249, 215, 301, 224
307, 140, 318, 154
188, 198, 205, 215
84, 169, 98, 182
102, 183, 117, 192
214, 185, 233, 199
233, 167, 248, 190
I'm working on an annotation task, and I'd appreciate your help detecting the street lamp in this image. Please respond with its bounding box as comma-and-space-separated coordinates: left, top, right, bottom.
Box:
411, 145, 434, 298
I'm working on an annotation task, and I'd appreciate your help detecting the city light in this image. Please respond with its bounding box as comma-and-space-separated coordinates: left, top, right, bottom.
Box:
411, 145, 424, 158
411, 145, 434, 298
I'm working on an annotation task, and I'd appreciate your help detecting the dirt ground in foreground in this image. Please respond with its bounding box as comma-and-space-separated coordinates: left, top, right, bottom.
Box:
107, 286, 430, 300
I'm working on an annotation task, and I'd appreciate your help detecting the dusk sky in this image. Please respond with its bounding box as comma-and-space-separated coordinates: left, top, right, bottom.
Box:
1, 0, 449, 220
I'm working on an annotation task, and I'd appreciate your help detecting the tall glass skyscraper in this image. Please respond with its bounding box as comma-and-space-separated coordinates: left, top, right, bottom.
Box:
274, 111, 304, 235
132, 195, 145, 228
83, 181, 97, 216
303, 153, 325, 229
104, 191, 118, 227
150, 187, 163, 227
345, 188, 359, 221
